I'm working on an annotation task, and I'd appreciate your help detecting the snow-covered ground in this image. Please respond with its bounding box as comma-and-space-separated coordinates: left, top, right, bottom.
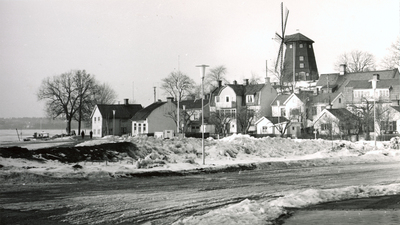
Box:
1, 134, 400, 224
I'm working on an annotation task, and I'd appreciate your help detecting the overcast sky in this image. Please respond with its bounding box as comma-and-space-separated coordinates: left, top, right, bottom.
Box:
0, 0, 398, 118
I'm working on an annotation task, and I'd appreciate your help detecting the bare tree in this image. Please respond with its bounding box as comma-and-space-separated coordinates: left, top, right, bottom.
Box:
37, 70, 97, 135
347, 98, 374, 140
248, 72, 262, 85
268, 60, 294, 94
335, 50, 376, 72
161, 71, 195, 101
381, 37, 400, 70
208, 110, 233, 136
236, 107, 257, 134
94, 82, 118, 105
205, 65, 229, 92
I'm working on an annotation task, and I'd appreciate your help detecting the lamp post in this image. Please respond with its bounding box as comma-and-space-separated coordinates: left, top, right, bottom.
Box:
182, 105, 186, 138
197, 64, 209, 165
277, 100, 280, 135
369, 74, 379, 150
112, 110, 116, 136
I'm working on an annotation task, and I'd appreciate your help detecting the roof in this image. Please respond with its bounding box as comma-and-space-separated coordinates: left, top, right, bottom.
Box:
130, 101, 166, 121
346, 79, 397, 89
224, 83, 267, 96
179, 99, 209, 109
244, 84, 265, 95
326, 108, 358, 121
318, 69, 399, 87
96, 104, 143, 119
284, 33, 314, 43
391, 106, 400, 113
271, 94, 291, 106
255, 116, 289, 125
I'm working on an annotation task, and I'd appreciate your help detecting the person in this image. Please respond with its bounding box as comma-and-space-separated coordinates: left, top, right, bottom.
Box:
90, 130, 93, 139
81, 130, 85, 139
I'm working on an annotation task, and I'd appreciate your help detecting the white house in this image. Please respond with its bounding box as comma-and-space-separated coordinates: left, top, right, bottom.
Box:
91, 99, 142, 137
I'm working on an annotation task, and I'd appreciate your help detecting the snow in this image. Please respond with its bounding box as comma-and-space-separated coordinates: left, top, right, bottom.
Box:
2, 134, 400, 223
173, 184, 400, 225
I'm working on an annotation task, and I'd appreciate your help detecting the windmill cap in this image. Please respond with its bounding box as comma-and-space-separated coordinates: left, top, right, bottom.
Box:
284, 33, 314, 43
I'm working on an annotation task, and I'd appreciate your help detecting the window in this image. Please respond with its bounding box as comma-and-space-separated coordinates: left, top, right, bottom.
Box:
290, 44, 292, 48
94, 117, 96, 122
134, 123, 137, 131
299, 43, 303, 48
246, 95, 254, 103
215, 96, 220, 103
143, 124, 146, 132
280, 108, 286, 117
97, 129, 100, 135
138, 124, 142, 133
309, 45, 311, 48
339, 98, 342, 103
312, 107, 317, 116
262, 126, 268, 133
225, 96, 230, 102
299, 56, 304, 61
321, 123, 331, 131
299, 63, 304, 68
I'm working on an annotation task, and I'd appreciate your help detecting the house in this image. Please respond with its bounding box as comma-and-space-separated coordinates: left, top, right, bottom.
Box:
255, 116, 289, 136
91, 99, 143, 137
313, 108, 359, 138
209, 78, 278, 134
131, 97, 177, 136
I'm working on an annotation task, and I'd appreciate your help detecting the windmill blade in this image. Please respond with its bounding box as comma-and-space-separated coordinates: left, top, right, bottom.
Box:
283, 7, 289, 36
275, 43, 283, 72
274, 32, 283, 43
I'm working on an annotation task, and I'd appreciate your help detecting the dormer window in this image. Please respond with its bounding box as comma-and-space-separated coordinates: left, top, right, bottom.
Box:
246, 95, 254, 103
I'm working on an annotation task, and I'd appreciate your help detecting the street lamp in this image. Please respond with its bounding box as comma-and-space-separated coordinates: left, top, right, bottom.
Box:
277, 100, 280, 135
182, 105, 186, 138
369, 74, 379, 150
112, 110, 116, 136
196, 64, 209, 165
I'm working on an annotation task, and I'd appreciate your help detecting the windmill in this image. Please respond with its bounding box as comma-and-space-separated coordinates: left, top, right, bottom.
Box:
274, 2, 289, 88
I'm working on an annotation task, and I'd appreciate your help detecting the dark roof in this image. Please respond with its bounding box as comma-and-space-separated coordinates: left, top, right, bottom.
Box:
284, 33, 314, 43
265, 116, 289, 124
130, 101, 166, 121
346, 79, 397, 89
390, 106, 400, 113
326, 108, 358, 121
271, 94, 291, 106
179, 99, 209, 109
96, 104, 143, 119
244, 84, 265, 95
318, 69, 399, 87
226, 84, 245, 96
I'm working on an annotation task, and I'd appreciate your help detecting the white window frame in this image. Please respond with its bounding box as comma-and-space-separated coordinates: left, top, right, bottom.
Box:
299, 63, 304, 68
299, 56, 304, 61
246, 95, 254, 103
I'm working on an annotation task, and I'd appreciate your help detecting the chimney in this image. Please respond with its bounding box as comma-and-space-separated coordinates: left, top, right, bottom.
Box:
218, 80, 222, 87
339, 64, 347, 75
124, 98, 129, 105
166, 97, 174, 103
265, 77, 270, 84
233, 80, 237, 85
243, 79, 249, 85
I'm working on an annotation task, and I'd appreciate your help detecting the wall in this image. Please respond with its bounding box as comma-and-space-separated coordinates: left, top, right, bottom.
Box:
91, 107, 103, 137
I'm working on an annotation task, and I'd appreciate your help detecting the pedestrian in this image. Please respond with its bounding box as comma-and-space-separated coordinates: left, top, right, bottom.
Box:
81, 130, 85, 139
90, 130, 93, 139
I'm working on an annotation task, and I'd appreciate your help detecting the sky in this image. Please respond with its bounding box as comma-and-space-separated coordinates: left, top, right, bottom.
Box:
0, 0, 399, 118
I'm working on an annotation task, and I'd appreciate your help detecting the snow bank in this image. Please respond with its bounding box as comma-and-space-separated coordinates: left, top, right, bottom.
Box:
173, 184, 400, 225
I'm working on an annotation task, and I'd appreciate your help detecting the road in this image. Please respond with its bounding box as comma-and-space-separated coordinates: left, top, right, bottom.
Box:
1, 161, 400, 224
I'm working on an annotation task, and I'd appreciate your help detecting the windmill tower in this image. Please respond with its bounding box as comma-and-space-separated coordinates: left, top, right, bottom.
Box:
283, 33, 319, 83
274, 3, 319, 93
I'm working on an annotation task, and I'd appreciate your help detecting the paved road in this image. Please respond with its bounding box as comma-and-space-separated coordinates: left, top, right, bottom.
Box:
1, 161, 400, 224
